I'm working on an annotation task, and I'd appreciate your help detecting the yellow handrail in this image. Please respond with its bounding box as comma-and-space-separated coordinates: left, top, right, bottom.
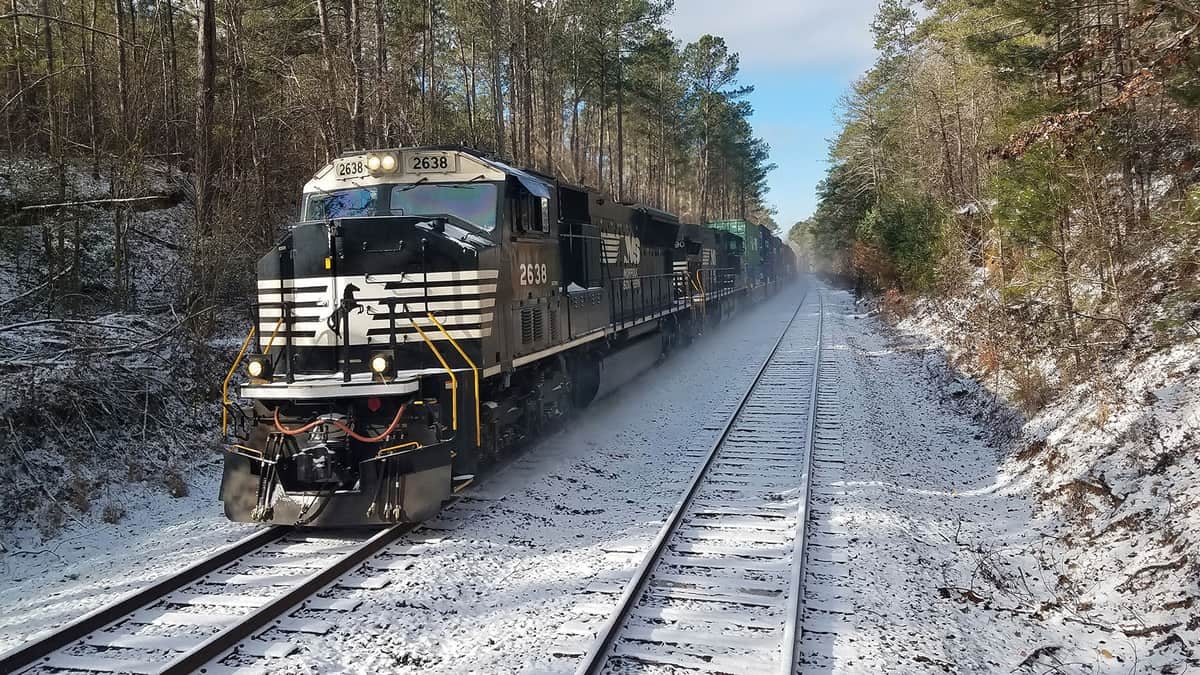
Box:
263, 317, 284, 354
221, 326, 257, 438
426, 312, 481, 447
409, 318, 458, 431
377, 441, 422, 458
692, 271, 706, 316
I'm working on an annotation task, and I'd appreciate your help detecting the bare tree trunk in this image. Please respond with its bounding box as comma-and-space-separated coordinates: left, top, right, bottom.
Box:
374, 0, 387, 145
424, 0, 435, 142
316, 0, 338, 152
195, 0, 216, 235
489, 0, 504, 155
166, 0, 180, 164
615, 37, 624, 201
597, 48, 605, 189
349, 0, 365, 147
82, 0, 100, 178
8, 0, 27, 145
40, 0, 65, 199
570, 95, 580, 181
455, 31, 475, 145
542, 48, 553, 171
1056, 210, 1080, 364
507, 44, 518, 161
114, 0, 129, 140
521, 4, 532, 165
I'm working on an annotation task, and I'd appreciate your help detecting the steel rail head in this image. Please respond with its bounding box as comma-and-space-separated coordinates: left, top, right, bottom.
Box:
0, 526, 289, 674
160, 522, 413, 675
573, 283, 813, 675
779, 288, 825, 674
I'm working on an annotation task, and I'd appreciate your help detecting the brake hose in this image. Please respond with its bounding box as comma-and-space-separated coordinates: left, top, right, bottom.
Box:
273, 405, 407, 444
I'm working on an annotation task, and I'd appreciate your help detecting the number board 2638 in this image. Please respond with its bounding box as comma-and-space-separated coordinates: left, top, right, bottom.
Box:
405, 151, 458, 174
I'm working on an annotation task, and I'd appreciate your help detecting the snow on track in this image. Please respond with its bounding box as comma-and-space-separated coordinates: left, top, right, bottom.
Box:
203, 287, 810, 673
0, 464, 256, 654
805, 289, 1135, 673
570, 290, 821, 675
9, 284, 1138, 674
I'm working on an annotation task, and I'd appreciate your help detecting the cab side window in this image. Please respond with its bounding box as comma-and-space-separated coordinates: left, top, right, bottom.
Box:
510, 195, 550, 234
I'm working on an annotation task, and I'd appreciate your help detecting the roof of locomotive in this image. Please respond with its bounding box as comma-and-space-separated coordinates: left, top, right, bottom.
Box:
308, 145, 552, 198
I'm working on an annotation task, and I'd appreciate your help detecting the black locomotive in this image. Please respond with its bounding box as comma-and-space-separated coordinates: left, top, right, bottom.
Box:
219, 146, 795, 526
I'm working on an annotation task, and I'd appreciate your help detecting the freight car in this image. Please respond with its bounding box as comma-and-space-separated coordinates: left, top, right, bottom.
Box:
219, 146, 793, 527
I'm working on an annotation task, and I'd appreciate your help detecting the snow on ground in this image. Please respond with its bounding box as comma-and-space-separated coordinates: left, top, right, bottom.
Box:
0, 461, 255, 652
214, 287, 811, 674
0, 286, 806, 668
865, 287, 1199, 673
812, 290, 1077, 672
8, 281, 1187, 673
0, 155, 228, 543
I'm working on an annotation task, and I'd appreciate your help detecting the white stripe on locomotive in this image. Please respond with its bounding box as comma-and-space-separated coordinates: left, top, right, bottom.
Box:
256, 268, 500, 290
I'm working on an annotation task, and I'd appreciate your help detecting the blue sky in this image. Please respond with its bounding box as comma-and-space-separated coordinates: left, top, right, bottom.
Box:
668, 1, 880, 229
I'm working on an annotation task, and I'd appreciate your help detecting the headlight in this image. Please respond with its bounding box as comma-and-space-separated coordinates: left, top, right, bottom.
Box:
246, 354, 273, 383
380, 153, 397, 172
370, 352, 393, 378
366, 154, 382, 171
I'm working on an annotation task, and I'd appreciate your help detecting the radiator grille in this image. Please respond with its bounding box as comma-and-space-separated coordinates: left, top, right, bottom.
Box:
520, 306, 547, 346
521, 308, 534, 345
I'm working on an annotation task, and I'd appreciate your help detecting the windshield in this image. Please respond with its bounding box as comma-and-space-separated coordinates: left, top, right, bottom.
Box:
390, 183, 498, 232
302, 183, 500, 232
305, 187, 379, 221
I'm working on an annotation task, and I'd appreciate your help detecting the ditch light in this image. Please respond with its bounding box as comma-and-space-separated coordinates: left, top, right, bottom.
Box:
370, 352, 394, 381
245, 354, 273, 384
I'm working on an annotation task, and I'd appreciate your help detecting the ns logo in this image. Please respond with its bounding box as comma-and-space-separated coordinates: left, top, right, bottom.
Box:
621, 235, 641, 266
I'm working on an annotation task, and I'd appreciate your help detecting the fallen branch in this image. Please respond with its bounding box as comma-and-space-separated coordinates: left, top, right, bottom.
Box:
1070, 476, 1124, 507
0, 13, 140, 46
101, 304, 213, 357
0, 317, 149, 335
0, 65, 86, 115
1121, 622, 1181, 638
1118, 555, 1188, 591
938, 585, 988, 604
19, 195, 178, 211
1015, 645, 1061, 670
129, 226, 182, 251
0, 265, 74, 311
5, 417, 86, 528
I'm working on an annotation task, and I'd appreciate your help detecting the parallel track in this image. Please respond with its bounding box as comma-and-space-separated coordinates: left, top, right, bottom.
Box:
575, 289, 824, 675
795, 301, 851, 672
0, 523, 415, 674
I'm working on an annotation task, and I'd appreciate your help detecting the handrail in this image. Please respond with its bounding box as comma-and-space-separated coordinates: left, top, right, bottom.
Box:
408, 317, 458, 431
376, 441, 422, 458
263, 317, 284, 354
221, 326, 257, 438
426, 312, 481, 448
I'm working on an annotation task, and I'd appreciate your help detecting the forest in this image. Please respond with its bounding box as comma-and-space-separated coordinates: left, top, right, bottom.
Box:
0, 0, 774, 529
799, 0, 1200, 405
1, 0, 775, 305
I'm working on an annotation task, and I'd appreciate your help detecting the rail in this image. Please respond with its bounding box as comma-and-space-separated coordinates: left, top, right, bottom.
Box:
0, 527, 287, 673
0, 523, 416, 674
574, 287, 822, 674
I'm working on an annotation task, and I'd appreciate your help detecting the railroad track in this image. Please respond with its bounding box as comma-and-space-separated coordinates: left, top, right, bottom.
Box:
796, 296, 850, 672
574, 289, 825, 675
0, 522, 425, 674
